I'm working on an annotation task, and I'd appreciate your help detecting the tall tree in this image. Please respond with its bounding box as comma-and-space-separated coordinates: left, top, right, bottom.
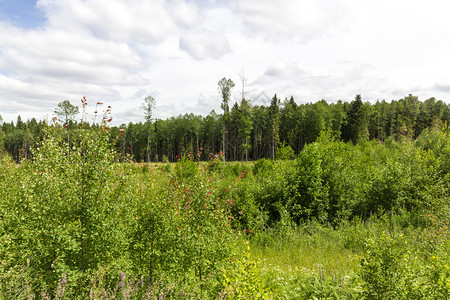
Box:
202, 110, 221, 156
218, 77, 235, 162
238, 98, 253, 161
280, 96, 300, 151
329, 100, 347, 140
251, 105, 269, 159
368, 100, 388, 141
55, 100, 79, 157
141, 96, 156, 162
269, 94, 280, 159
343, 94, 369, 144
55, 100, 79, 125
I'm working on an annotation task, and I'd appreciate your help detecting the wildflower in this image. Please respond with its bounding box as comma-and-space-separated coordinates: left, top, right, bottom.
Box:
61, 272, 67, 286
119, 271, 125, 289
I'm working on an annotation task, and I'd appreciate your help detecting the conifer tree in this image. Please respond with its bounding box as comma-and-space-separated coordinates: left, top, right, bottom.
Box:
218, 77, 235, 162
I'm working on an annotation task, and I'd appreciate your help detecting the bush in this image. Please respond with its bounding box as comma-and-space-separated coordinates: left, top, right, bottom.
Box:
0, 124, 130, 295
276, 141, 295, 160
252, 158, 273, 176
360, 227, 450, 300
284, 137, 359, 224
220, 241, 272, 299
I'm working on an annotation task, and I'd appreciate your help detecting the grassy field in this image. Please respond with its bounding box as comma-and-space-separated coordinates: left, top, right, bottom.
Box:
0, 127, 449, 299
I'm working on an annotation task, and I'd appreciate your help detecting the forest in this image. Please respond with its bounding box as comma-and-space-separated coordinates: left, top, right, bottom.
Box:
1, 93, 449, 163
0, 94, 449, 299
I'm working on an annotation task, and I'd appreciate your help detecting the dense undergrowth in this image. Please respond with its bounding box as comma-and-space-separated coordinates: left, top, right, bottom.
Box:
0, 124, 449, 299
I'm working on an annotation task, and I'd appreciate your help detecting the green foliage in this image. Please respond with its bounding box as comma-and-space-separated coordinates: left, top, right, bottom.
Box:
360, 234, 422, 299
252, 158, 274, 176
218, 78, 235, 113
207, 152, 224, 173
174, 153, 199, 180
129, 153, 238, 297
55, 100, 79, 125
1, 115, 450, 298
275, 128, 450, 225
275, 141, 295, 160
360, 227, 450, 300
284, 133, 359, 224
220, 241, 272, 299
141, 95, 156, 123
0, 123, 129, 295
252, 160, 288, 226
4, 95, 450, 162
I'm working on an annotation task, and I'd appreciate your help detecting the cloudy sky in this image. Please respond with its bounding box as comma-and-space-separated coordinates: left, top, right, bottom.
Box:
0, 0, 449, 125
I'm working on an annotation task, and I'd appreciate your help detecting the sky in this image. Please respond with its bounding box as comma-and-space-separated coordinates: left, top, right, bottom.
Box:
0, 0, 450, 125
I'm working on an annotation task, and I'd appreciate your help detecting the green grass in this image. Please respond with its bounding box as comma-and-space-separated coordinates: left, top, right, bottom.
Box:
252, 228, 360, 277
246, 213, 450, 299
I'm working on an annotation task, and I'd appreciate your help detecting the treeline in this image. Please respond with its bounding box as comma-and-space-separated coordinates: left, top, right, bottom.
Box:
1, 94, 449, 162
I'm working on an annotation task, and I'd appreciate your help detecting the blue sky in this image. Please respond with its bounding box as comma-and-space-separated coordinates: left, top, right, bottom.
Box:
0, 0, 45, 28
0, 0, 450, 125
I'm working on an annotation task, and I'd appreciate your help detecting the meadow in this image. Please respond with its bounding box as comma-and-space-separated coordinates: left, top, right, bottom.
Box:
0, 124, 449, 299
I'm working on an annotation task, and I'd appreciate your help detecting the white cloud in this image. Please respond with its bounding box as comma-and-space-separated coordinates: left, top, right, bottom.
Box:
1, 0, 450, 125
38, 0, 177, 44
168, 0, 202, 28
262, 62, 306, 80
0, 75, 56, 112
246, 61, 388, 104
179, 29, 232, 60
227, 0, 353, 43
0, 25, 144, 83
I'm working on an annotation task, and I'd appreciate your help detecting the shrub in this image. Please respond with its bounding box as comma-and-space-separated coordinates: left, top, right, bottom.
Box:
284, 137, 359, 225
220, 241, 272, 299
252, 158, 273, 176
359, 227, 450, 300
276, 141, 295, 160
